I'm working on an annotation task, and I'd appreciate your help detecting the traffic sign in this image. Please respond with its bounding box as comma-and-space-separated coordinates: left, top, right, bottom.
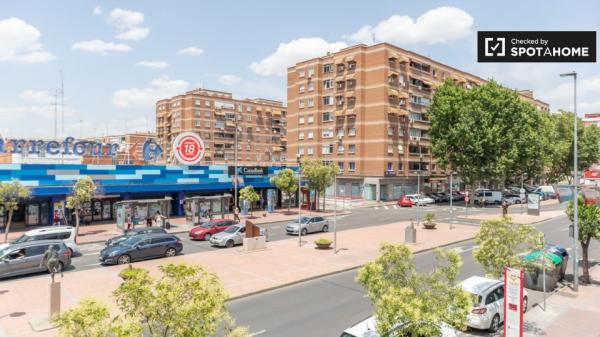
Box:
172, 132, 205, 165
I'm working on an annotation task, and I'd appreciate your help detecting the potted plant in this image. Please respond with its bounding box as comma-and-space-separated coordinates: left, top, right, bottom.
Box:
423, 212, 437, 229
314, 238, 333, 249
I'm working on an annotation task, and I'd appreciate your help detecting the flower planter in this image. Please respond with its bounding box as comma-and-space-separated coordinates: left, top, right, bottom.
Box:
423, 223, 437, 230
315, 243, 332, 249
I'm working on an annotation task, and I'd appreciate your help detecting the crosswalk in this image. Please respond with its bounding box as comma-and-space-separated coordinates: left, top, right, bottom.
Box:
372, 204, 478, 213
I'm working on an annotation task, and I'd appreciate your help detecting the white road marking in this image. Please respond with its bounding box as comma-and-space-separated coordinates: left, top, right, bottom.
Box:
393, 205, 398, 209
374, 207, 379, 210
383, 206, 389, 210
250, 330, 267, 336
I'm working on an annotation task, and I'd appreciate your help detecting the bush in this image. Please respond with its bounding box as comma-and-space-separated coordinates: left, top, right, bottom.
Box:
424, 212, 435, 224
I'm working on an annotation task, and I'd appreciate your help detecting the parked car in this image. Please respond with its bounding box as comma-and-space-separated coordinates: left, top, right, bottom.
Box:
406, 194, 435, 205
99, 233, 182, 265
0, 240, 71, 279
435, 192, 451, 203
426, 193, 444, 203
461, 276, 528, 332
105, 227, 167, 247
398, 196, 413, 207
285, 216, 329, 235
0, 226, 80, 256
340, 315, 457, 337
209, 224, 267, 248
473, 190, 503, 205
188, 219, 238, 241
451, 191, 464, 201
503, 193, 523, 205
533, 185, 557, 200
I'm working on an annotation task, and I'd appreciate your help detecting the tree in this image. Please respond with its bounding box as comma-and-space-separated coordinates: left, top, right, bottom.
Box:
428, 79, 549, 189
0, 179, 30, 243
566, 195, 600, 284
55, 263, 249, 337
300, 157, 337, 211
473, 217, 543, 278
357, 243, 470, 337
270, 168, 298, 213
239, 185, 260, 216
66, 176, 96, 238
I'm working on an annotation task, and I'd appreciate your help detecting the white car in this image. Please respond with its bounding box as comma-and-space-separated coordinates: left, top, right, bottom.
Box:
209, 224, 267, 248
340, 316, 457, 337
503, 194, 523, 205
461, 276, 528, 332
406, 194, 435, 205
0, 226, 80, 256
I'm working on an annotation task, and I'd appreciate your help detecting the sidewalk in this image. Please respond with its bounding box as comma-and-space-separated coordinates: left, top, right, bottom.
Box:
0, 221, 477, 337
523, 266, 600, 337
3, 209, 351, 245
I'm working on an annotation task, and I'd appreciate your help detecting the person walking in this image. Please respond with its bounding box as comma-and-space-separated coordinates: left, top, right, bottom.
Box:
233, 206, 240, 222
126, 213, 133, 231
53, 210, 60, 226
154, 211, 163, 228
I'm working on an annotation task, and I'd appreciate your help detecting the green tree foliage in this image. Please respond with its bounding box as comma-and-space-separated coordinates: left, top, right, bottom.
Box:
0, 179, 30, 243
566, 196, 600, 284
428, 80, 550, 188
66, 176, 96, 237
55, 264, 249, 337
473, 217, 543, 278
357, 243, 470, 336
239, 185, 260, 216
270, 168, 298, 212
300, 157, 337, 211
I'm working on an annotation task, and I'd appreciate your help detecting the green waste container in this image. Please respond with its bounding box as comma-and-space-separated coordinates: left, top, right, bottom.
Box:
523, 250, 562, 292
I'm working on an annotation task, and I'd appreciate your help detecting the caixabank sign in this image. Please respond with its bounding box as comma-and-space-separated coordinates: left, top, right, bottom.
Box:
478, 31, 596, 62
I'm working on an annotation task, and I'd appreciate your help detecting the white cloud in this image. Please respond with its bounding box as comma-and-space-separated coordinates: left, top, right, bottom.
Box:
250, 38, 347, 76
347, 7, 473, 45
72, 39, 131, 55
93, 6, 102, 16
19, 90, 54, 104
136, 60, 170, 69
113, 76, 189, 108
0, 17, 54, 64
107, 8, 150, 41
177, 47, 204, 56
218, 74, 242, 85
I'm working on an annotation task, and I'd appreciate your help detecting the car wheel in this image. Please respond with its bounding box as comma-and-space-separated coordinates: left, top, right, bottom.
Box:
516, 200, 521, 204
301, 228, 308, 236
204, 233, 212, 241
322, 225, 329, 232
165, 248, 176, 257
489, 314, 500, 333
523, 296, 528, 313
226, 240, 234, 248
117, 254, 131, 264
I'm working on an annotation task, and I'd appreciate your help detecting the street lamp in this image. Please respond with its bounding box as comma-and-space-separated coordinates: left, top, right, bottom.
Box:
234, 118, 239, 209
449, 170, 456, 229
415, 140, 423, 226
334, 138, 341, 254
560, 71, 579, 292
296, 154, 303, 247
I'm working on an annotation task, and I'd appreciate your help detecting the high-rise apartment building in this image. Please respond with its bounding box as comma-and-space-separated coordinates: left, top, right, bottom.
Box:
287, 43, 549, 201
156, 89, 287, 165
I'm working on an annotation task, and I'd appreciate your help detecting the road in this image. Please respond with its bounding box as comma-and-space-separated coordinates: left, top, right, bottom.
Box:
228, 212, 599, 337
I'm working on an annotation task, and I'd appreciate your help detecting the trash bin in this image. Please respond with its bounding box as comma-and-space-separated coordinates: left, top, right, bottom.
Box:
523, 250, 562, 292
547, 245, 569, 281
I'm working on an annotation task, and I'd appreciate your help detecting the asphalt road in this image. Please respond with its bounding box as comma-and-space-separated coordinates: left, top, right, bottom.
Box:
228, 212, 599, 337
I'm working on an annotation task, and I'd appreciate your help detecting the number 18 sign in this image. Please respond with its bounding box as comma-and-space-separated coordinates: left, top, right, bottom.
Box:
173, 132, 205, 165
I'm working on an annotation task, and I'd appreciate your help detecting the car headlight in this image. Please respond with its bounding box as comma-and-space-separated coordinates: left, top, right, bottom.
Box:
109, 251, 118, 257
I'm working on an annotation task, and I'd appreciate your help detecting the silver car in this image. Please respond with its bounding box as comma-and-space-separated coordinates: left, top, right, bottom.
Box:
285, 216, 329, 236
0, 240, 72, 279
209, 225, 267, 248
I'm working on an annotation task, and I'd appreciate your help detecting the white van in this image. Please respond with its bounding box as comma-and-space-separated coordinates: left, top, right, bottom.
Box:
0, 226, 80, 255
474, 190, 502, 205
340, 316, 457, 337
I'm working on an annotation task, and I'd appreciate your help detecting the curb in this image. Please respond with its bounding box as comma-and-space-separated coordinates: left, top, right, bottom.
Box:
227, 235, 476, 302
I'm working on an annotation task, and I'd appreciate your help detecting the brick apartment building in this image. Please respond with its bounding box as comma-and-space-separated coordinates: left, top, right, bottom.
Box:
156, 89, 287, 165
286, 43, 549, 201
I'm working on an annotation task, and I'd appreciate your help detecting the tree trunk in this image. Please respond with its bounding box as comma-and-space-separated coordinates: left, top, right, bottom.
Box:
322, 190, 326, 212
315, 191, 319, 211
75, 211, 80, 243
3, 209, 13, 243
582, 239, 591, 284
287, 192, 291, 212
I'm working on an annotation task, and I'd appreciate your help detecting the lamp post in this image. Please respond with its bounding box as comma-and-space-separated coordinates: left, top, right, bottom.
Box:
334, 138, 341, 254
296, 154, 302, 247
560, 71, 579, 292
234, 118, 239, 209
416, 141, 423, 226
449, 171, 456, 229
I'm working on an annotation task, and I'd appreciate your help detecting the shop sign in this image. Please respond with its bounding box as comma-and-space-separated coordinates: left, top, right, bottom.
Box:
172, 132, 205, 165
142, 139, 163, 161
504, 267, 524, 337
228, 166, 268, 176
0, 137, 121, 157
384, 171, 397, 177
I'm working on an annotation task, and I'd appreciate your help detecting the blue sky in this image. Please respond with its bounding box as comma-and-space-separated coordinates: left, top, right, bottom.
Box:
1, 0, 598, 139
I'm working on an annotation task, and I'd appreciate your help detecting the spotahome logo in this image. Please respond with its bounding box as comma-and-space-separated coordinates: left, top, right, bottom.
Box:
478, 31, 596, 62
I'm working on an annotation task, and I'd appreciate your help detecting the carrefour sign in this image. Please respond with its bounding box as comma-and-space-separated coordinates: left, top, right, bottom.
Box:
0, 137, 121, 157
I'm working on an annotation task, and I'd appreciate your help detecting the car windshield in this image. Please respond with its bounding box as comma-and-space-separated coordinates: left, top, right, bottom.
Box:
199, 222, 215, 228
121, 236, 144, 246
12, 234, 33, 244
224, 226, 240, 234
291, 217, 310, 224
0, 246, 11, 258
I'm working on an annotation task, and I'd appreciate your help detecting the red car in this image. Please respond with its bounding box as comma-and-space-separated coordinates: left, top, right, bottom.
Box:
398, 196, 413, 207
188, 219, 238, 240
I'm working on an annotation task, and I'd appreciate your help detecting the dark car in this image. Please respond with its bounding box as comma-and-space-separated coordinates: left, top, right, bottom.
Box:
99, 234, 182, 265
105, 227, 167, 246
189, 219, 238, 241
435, 192, 450, 202
451, 191, 464, 201
426, 193, 443, 203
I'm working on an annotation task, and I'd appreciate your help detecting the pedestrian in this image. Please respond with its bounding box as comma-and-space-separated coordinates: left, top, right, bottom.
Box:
146, 217, 152, 227
53, 210, 60, 226
208, 209, 214, 220
126, 213, 132, 231
233, 206, 240, 222
259, 196, 264, 211
154, 211, 163, 228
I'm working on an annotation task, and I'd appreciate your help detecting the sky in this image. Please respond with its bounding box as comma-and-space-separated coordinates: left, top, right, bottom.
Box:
0, 0, 598, 139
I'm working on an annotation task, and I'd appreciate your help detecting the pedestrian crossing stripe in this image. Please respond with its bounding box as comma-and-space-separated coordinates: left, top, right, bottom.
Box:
393, 205, 398, 209
375, 207, 379, 210
383, 206, 389, 210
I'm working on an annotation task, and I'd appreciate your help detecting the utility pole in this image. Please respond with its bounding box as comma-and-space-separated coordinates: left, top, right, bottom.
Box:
52, 89, 58, 139
297, 155, 302, 247
59, 70, 65, 137
234, 118, 239, 209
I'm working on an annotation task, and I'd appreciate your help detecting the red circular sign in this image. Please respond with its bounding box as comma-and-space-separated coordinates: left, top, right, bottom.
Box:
172, 132, 205, 165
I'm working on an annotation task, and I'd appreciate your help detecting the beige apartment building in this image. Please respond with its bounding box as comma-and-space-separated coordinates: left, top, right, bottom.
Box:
156, 89, 287, 165
287, 43, 549, 201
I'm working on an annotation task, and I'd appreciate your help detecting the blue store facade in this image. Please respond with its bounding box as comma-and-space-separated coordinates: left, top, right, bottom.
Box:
0, 163, 296, 228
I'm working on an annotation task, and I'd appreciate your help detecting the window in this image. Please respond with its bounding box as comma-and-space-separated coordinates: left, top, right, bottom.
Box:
246, 106, 253, 112
297, 147, 304, 155
299, 100, 305, 109
323, 96, 332, 105
307, 115, 314, 124
307, 131, 314, 139
336, 128, 344, 137
398, 162, 403, 171
409, 128, 421, 137
307, 66, 314, 77
348, 144, 356, 154
323, 79, 333, 89
348, 127, 356, 136
307, 98, 315, 107
204, 111, 211, 118
399, 127, 404, 136
349, 162, 356, 171
387, 127, 394, 136
387, 162, 393, 171
322, 144, 333, 154
205, 100, 211, 107
322, 128, 333, 138
299, 116, 305, 124
337, 144, 344, 153
195, 99, 201, 106
247, 115, 253, 122
336, 95, 345, 106
307, 82, 314, 91
322, 112, 333, 122
324, 64, 333, 73
194, 110, 202, 117
432, 69, 437, 77
194, 120, 201, 127
307, 146, 314, 155
338, 162, 344, 172
298, 68, 305, 77
387, 145, 393, 154
299, 84, 305, 93
347, 61, 356, 71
